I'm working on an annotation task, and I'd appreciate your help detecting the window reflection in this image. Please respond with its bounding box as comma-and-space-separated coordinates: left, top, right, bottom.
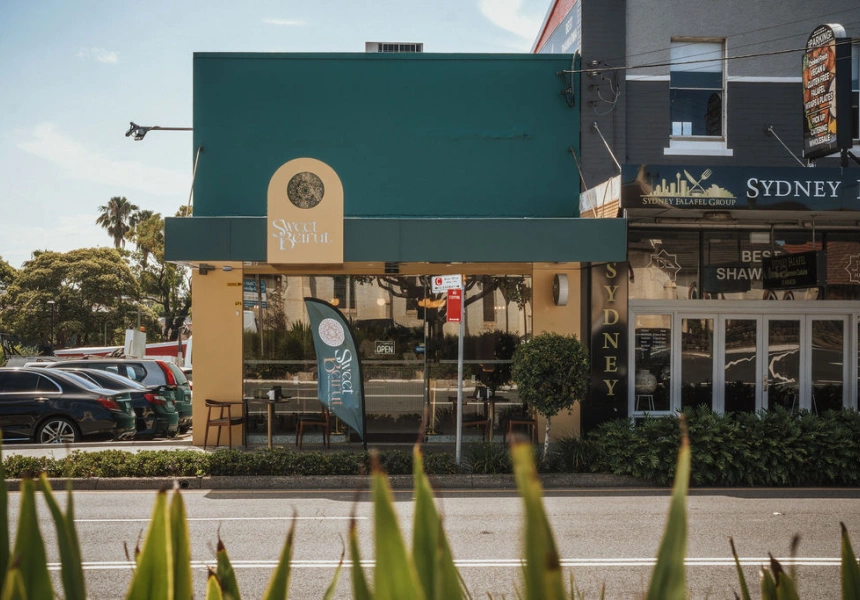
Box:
681, 318, 713, 410
241, 273, 532, 441
634, 314, 671, 411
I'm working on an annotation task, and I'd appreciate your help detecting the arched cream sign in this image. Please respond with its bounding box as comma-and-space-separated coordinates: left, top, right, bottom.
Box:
267, 158, 344, 264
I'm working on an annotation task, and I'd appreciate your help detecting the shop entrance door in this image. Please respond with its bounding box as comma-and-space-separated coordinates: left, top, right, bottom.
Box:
717, 315, 848, 414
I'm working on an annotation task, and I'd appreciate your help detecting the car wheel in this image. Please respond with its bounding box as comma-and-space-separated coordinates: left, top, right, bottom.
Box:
36, 418, 80, 444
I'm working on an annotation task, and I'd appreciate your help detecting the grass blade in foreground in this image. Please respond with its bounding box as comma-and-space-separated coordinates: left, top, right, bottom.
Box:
262, 513, 296, 600
840, 523, 860, 600
215, 538, 242, 599
370, 453, 425, 600
169, 490, 193, 600
412, 446, 465, 600
729, 537, 751, 600
644, 420, 690, 600
39, 476, 86, 600
126, 489, 173, 599
11, 478, 53, 599
511, 442, 565, 600
349, 513, 371, 600
205, 570, 224, 600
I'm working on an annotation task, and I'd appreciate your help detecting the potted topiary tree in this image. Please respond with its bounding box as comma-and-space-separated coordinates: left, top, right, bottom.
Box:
511, 332, 589, 460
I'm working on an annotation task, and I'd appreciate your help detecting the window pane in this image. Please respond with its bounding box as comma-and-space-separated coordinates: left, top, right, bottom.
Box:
670, 42, 723, 72
634, 314, 671, 411
724, 319, 757, 413
670, 71, 722, 89
628, 230, 699, 300
811, 320, 843, 413
681, 318, 713, 410
767, 319, 800, 411
671, 89, 722, 136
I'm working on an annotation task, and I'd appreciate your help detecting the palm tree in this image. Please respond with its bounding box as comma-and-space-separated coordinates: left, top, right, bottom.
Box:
96, 197, 139, 249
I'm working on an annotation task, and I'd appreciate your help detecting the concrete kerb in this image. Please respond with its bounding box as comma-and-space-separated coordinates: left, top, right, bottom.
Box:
6, 473, 650, 492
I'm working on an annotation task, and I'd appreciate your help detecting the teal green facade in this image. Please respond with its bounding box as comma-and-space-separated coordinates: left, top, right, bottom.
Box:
166, 52, 626, 263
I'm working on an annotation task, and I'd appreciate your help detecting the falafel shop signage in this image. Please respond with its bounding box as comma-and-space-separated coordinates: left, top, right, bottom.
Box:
802, 23, 852, 160
305, 298, 366, 448
621, 164, 860, 211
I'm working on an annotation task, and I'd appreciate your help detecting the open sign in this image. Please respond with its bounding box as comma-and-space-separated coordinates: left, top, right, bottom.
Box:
375, 341, 395, 355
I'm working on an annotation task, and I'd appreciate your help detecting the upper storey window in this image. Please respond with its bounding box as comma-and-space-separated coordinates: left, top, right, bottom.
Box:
851, 43, 858, 141
670, 41, 725, 138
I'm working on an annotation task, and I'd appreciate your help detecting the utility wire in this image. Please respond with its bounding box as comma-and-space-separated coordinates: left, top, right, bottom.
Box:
565, 38, 858, 75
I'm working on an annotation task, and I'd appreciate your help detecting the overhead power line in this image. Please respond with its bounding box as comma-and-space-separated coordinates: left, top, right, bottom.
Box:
564, 38, 858, 76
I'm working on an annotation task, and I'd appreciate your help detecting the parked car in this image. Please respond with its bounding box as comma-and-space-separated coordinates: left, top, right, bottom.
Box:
0, 368, 136, 444
46, 359, 193, 432
48, 367, 179, 438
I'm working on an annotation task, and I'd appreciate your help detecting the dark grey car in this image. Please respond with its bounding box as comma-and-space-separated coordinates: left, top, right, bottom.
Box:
47, 359, 193, 432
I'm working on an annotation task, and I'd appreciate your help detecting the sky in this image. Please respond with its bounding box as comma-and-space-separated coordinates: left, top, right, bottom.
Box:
0, 0, 550, 269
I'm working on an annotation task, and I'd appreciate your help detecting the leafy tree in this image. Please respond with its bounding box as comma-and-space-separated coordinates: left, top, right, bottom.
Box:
127, 210, 190, 342
96, 196, 139, 249
0, 255, 16, 295
0, 248, 147, 351
511, 332, 590, 459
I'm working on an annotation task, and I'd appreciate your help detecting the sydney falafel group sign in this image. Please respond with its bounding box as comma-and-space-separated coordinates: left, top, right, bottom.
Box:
802, 23, 852, 160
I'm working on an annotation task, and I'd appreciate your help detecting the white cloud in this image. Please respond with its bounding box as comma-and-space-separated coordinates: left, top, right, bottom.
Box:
477, 0, 542, 40
0, 214, 109, 269
77, 47, 119, 64
262, 17, 307, 27
18, 123, 189, 197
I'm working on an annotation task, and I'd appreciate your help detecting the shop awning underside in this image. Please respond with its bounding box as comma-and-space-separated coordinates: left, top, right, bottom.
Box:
165, 216, 627, 264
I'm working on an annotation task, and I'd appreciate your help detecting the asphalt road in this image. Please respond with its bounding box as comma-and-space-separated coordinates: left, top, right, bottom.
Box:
12, 486, 860, 599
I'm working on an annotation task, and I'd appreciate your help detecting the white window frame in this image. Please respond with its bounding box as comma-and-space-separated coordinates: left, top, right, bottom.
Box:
664, 39, 733, 157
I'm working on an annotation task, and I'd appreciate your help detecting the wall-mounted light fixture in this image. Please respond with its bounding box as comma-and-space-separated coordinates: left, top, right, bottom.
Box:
552, 274, 569, 306
222, 265, 233, 272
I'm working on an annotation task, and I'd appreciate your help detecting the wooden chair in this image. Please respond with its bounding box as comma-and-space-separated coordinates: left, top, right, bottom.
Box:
506, 405, 537, 444
296, 407, 331, 450
203, 399, 245, 450
448, 396, 490, 441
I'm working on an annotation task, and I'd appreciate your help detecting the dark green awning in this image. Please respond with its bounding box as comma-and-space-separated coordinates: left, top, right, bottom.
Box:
165, 216, 626, 263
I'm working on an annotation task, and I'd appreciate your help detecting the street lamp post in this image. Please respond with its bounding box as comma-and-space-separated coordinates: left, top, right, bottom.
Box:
47, 300, 56, 355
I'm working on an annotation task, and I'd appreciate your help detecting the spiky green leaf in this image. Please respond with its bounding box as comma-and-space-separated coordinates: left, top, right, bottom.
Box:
511, 442, 565, 600
371, 454, 424, 600
729, 537, 751, 600
841, 522, 860, 600
216, 538, 241, 600
169, 490, 193, 600
349, 516, 371, 600
262, 514, 295, 600
125, 489, 173, 600
11, 478, 52, 599
39, 476, 86, 600
645, 422, 690, 600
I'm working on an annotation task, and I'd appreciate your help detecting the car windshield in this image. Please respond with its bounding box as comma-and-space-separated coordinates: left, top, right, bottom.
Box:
64, 369, 147, 390
44, 369, 116, 394
167, 363, 189, 385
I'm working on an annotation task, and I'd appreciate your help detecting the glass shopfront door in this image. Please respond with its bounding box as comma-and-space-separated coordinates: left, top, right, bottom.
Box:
631, 304, 856, 415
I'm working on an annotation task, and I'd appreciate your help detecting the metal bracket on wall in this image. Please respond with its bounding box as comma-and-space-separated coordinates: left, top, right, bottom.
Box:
556, 70, 575, 107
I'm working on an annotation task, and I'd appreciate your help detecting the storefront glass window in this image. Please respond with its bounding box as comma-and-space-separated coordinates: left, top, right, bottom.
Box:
703, 231, 821, 301
811, 319, 844, 413
680, 318, 713, 410
241, 273, 531, 441
724, 319, 758, 413
628, 231, 699, 300
766, 319, 801, 411
825, 234, 860, 300
634, 314, 671, 411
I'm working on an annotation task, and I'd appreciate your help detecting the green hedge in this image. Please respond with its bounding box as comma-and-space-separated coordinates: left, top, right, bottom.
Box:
5, 408, 860, 485
585, 406, 860, 486
2, 448, 463, 479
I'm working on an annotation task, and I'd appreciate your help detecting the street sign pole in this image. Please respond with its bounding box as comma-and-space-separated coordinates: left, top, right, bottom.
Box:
455, 307, 464, 465
435, 275, 466, 465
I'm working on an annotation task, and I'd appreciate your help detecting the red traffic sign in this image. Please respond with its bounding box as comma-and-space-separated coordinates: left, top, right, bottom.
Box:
446, 289, 462, 322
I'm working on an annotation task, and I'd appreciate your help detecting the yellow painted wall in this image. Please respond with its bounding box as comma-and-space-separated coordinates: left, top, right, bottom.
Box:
530, 263, 583, 440
190, 262, 245, 446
